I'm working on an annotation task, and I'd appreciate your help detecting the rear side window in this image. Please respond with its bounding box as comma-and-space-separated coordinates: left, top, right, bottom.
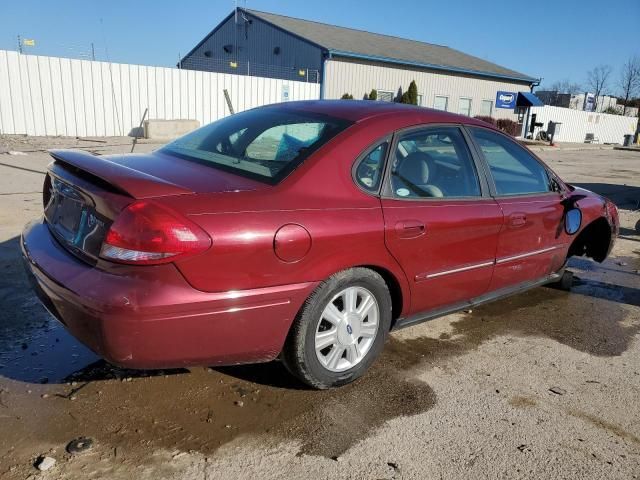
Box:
470, 128, 550, 196
162, 108, 352, 184
355, 142, 388, 192
390, 126, 481, 198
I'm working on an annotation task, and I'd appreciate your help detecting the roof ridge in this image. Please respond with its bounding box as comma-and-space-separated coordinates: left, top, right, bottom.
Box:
242, 8, 451, 50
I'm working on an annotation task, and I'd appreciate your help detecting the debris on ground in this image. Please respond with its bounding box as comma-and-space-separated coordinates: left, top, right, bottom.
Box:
66, 437, 94, 455
549, 387, 567, 395
35, 456, 56, 471
7, 151, 28, 156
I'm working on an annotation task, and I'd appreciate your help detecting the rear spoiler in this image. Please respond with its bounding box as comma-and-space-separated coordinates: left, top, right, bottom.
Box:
49, 149, 193, 198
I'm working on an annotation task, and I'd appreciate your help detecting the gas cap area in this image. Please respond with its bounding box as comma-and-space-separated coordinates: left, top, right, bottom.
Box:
274, 224, 312, 263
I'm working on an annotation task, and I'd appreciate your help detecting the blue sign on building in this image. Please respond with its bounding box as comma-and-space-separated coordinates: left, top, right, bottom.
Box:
496, 91, 517, 109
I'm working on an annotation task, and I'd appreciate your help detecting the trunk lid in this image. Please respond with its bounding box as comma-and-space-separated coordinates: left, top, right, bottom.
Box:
44, 149, 265, 263
49, 149, 266, 198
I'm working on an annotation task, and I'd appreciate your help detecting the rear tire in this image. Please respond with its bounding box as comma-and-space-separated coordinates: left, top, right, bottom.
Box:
282, 268, 392, 389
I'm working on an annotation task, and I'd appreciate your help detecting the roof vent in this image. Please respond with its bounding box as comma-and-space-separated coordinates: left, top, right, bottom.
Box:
273, 46, 280, 55
203, 50, 212, 57
223, 44, 233, 54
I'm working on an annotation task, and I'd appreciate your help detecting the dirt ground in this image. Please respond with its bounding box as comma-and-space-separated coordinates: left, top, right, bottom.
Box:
0, 135, 638, 480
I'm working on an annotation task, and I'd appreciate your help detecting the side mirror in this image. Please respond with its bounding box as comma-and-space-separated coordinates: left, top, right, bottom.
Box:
565, 208, 582, 235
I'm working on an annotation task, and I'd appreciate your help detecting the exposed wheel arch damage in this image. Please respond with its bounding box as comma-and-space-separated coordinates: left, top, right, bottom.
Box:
567, 217, 612, 263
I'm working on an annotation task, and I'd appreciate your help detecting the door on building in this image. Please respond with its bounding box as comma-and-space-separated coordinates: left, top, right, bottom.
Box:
466, 127, 567, 291
380, 125, 503, 315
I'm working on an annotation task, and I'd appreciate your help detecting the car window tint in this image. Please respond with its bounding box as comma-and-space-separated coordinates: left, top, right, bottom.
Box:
162, 109, 352, 184
245, 123, 325, 162
355, 142, 388, 192
470, 128, 550, 196
390, 127, 481, 198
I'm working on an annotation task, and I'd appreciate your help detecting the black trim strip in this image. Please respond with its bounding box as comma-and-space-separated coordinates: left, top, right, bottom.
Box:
392, 269, 564, 330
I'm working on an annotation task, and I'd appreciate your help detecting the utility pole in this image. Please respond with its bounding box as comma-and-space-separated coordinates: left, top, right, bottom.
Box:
91, 42, 95, 61
635, 111, 640, 145
17, 35, 22, 54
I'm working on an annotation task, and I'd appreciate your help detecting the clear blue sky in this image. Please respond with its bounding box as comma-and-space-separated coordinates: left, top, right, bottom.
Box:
1, 0, 638, 94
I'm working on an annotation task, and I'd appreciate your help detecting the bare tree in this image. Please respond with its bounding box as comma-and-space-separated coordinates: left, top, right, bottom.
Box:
618, 55, 640, 115
586, 65, 613, 110
549, 80, 582, 95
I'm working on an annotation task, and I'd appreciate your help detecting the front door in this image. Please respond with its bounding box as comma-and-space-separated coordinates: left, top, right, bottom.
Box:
381, 125, 503, 315
467, 127, 566, 291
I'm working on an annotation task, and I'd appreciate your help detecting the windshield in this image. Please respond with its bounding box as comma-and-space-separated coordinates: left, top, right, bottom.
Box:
161, 108, 353, 184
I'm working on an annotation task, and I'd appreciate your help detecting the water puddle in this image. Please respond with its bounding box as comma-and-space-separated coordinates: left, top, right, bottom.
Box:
0, 234, 638, 463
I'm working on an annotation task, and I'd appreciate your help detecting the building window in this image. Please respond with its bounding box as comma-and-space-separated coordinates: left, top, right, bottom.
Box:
458, 97, 472, 116
481, 100, 493, 117
377, 90, 394, 102
433, 95, 448, 111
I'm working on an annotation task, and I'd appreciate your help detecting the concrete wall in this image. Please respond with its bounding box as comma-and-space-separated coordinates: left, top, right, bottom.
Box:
530, 106, 637, 143
323, 57, 531, 119
0, 50, 320, 137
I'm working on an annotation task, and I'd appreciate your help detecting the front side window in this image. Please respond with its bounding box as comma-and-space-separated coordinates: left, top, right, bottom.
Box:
355, 142, 388, 192
434, 95, 448, 111
390, 127, 481, 198
470, 127, 550, 196
459, 98, 472, 116
162, 108, 352, 183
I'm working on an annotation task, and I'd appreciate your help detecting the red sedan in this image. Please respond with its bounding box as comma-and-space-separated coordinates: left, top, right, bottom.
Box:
22, 101, 618, 388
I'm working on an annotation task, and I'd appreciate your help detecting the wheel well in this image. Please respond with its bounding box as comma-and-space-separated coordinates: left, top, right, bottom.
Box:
359, 265, 404, 327
567, 217, 612, 263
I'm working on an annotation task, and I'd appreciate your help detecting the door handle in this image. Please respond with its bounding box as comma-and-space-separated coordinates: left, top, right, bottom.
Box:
509, 213, 527, 227
395, 220, 426, 239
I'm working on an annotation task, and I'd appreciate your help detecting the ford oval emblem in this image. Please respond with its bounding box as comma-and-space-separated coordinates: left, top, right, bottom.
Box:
499, 93, 515, 102
346, 325, 353, 334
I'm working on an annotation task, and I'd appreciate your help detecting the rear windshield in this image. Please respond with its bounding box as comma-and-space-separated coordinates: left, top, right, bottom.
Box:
161, 108, 353, 184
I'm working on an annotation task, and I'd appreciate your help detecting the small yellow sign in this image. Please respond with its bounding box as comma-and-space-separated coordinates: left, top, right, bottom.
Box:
23, 39, 35, 47
229, 61, 237, 68
298, 69, 306, 76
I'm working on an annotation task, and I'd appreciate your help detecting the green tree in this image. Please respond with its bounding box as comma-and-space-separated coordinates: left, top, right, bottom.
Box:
340, 93, 354, 100
363, 92, 370, 100
369, 89, 378, 101
397, 81, 418, 104
407, 80, 418, 105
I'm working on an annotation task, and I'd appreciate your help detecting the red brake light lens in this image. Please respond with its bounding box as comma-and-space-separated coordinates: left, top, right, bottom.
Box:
100, 200, 211, 265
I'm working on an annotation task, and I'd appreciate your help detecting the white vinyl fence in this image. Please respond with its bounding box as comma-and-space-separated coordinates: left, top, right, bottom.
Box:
530, 105, 637, 144
0, 50, 320, 137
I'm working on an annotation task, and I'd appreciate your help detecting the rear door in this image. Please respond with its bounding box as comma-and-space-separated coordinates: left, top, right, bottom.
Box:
467, 127, 566, 291
380, 125, 503, 315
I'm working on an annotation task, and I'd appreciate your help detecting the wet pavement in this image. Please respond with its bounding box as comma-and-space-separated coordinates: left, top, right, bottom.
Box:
0, 137, 638, 479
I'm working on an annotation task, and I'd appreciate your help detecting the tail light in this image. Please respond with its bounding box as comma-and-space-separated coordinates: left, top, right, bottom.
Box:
100, 200, 211, 265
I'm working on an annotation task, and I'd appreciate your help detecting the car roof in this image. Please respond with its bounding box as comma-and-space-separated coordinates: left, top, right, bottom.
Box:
263, 100, 494, 127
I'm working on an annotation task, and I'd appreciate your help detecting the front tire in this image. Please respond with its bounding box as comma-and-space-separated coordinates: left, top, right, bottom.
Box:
282, 268, 392, 389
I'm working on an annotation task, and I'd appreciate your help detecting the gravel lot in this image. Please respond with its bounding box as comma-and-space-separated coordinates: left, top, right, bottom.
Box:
0, 135, 638, 479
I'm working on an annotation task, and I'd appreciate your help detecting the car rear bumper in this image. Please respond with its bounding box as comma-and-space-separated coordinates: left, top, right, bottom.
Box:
21, 219, 317, 369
